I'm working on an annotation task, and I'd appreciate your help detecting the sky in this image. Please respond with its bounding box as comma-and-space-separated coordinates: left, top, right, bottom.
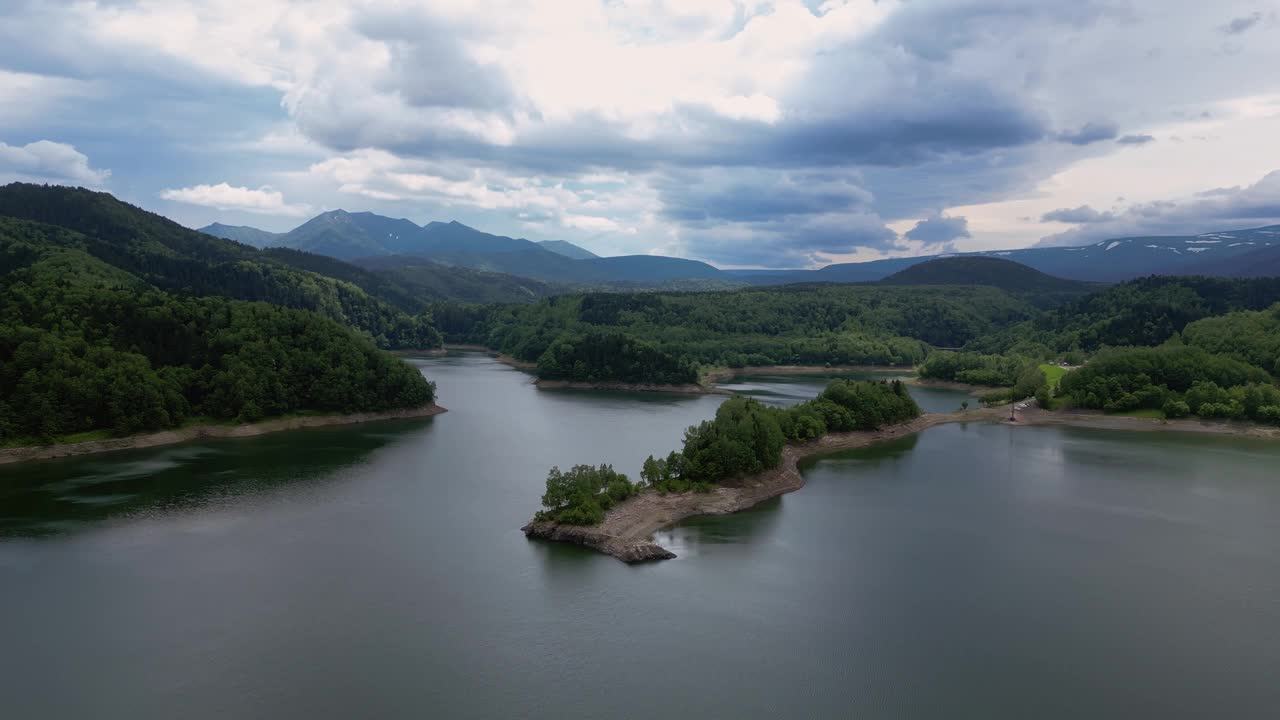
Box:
1, 0, 1278, 269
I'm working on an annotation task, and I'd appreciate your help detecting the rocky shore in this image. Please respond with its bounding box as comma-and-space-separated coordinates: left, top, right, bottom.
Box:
0, 403, 447, 465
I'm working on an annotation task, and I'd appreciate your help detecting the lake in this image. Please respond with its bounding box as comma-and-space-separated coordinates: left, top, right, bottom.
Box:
2, 353, 1278, 718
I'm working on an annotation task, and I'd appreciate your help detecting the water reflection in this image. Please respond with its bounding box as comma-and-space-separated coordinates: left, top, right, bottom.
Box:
655, 496, 786, 558
717, 372, 973, 413
0, 417, 437, 537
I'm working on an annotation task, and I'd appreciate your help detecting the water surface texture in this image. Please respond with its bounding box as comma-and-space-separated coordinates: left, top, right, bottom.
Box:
3, 353, 1278, 718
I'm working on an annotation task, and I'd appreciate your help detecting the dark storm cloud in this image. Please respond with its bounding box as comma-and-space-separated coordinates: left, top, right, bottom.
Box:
352, 7, 514, 111
904, 214, 971, 244
682, 212, 902, 268
657, 171, 874, 224
1041, 206, 1115, 223
1221, 13, 1262, 34
1056, 121, 1119, 145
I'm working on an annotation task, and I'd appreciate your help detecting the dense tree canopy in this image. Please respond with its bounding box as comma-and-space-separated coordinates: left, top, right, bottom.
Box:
0, 230, 435, 444
1182, 304, 1280, 375
643, 380, 919, 492
437, 284, 1033, 383
966, 276, 1280, 357
1058, 345, 1276, 421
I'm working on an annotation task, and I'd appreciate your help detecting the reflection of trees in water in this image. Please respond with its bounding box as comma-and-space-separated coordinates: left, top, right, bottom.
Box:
0, 419, 434, 538
797, 432, 923, 474
656, 496, 787, 554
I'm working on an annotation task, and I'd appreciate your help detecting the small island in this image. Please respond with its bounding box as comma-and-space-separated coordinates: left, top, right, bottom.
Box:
522, 378, 928, 561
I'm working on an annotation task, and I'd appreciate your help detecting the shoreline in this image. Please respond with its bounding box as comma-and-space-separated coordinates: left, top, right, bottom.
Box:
904, 377, 1005, 395
523, 406, 1280, 562
701, 364, 915, 384
0, 404, 447, 466
535, 379, 717, 394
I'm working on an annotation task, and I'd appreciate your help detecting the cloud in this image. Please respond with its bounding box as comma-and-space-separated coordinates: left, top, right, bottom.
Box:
659, 170, 875, 224
679, 211, 902, 268
1057, 121, 1118, 145
159, 183, 310, 216
1221, 13, 1262, 34
6, 1, 1280, 265
0, 140, 109, 185
1037, 170, 1280, 246
304, 149, 648, 236
1040, 206, 1116, 223
904, 214, 971, 245
0, 70, 94, 129
652, 168, 905, 265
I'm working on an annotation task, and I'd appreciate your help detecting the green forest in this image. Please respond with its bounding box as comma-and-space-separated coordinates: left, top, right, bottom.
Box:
435, 284, 1032, 382
443, 272, 1280, 427
915, 278, 1280, 420
0, 192, 438, 445
537, 380, 920, 524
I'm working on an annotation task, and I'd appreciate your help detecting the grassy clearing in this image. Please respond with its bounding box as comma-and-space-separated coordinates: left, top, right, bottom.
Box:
1039, 363, 1068, 390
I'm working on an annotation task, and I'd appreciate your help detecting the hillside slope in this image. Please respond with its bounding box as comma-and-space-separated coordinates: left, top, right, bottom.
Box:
198, 222, 282, 248
0, 216, 435, 444
0, 184, 440, 349
880, 256, 1099, 308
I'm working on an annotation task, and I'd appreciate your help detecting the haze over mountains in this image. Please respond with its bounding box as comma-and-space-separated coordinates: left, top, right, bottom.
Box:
201, 209, 1280, 288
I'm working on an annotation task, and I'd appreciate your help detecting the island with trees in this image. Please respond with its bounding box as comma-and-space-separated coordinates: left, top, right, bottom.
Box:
522, 379, 931, 561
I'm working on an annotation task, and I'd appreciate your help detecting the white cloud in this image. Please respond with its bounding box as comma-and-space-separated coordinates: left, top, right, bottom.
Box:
159, 183, 311, 216
1036, 169, 1280, 246
0, 140, 109, 186
0, 71, 94, 129
304, 148, 654, 237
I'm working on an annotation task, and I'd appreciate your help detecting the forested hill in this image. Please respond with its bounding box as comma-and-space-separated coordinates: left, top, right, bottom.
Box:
0, 184, 441, 349
0, 217, 436, 445
964, 275, 1280, 357
198, 222, 282, 248
881, 256, 1092, 293
880, 256, 1099, 309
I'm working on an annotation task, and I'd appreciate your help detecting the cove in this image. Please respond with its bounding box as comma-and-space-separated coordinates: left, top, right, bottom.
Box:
2, 352, 1278, 718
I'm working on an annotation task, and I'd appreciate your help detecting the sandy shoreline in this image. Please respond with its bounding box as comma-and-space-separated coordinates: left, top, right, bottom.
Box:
0, 404, 447, 465
523, 405, 1280, 562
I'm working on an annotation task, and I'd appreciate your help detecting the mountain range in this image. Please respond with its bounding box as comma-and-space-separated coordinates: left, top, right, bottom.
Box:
200, 210, 1280, 287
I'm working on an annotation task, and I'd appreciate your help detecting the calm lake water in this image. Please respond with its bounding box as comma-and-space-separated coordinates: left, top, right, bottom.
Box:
3, 353, 1279, 718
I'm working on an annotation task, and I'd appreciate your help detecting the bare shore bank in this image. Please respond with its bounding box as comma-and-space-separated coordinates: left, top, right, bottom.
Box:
523, 405, 1280, 562
0, 404, 447, 465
